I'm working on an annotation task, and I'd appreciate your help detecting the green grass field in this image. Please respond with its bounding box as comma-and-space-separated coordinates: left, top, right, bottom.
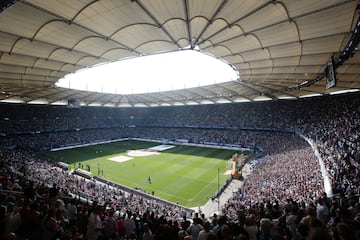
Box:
41, 140, 242, 207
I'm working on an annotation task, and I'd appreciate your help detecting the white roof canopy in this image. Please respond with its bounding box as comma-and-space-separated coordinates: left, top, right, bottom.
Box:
0, 0, 359, 106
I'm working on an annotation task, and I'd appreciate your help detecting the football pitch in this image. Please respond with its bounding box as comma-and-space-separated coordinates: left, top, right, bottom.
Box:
42, 140, 242, 207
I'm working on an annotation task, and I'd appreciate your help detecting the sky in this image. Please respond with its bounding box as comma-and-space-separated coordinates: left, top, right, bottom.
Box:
56, 50, 239, 94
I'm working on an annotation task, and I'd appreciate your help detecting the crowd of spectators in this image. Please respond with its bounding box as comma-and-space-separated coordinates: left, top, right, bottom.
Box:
1, 93, 355, 134
0, 147, 195, 240
0, 92, 359, 239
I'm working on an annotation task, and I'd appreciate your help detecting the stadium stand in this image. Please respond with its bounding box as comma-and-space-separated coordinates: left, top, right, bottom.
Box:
1, 92, 360, 239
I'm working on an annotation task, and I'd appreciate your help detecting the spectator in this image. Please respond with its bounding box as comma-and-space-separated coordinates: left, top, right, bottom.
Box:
103, 209, 118, 240
142, 222, 154, 240
197, 221, 212, 240
86, 205, 103, 240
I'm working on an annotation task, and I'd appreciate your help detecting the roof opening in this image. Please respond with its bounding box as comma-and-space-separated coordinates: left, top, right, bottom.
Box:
56, 50, 239, 95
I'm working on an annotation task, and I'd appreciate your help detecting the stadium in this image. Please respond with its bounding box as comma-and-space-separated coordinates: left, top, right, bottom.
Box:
0, 1, 360, 240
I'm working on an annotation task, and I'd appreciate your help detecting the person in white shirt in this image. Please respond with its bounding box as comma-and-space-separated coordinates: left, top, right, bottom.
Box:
316, 197, 329, 226
197, 221, 212, 240
142, 222, 154, 240
187, 217, 204, 240
86, 206, 103, 240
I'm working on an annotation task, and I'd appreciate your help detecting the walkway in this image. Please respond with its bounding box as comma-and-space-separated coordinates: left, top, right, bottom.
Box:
192, 163, 252, 217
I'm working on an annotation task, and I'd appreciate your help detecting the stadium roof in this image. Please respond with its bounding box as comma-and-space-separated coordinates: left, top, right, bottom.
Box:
0, 0, 359, 107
